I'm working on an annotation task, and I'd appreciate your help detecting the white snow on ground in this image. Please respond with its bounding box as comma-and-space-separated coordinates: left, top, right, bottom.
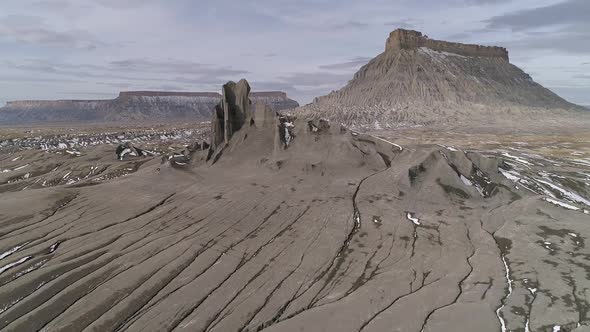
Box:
13, 164, 29, 171
543, 242, 555, 252
62, 171, 72, 180
49, 242, 60, 253
496, 254, 513, 332
436, 144, 459, 152
372, 136, 403, 151
0, 256, 32, 274
0, 243, 27, 261
528, 288, 537, 295
536, 178, 590, 207
11, 156, 22, 161
502, 152, 533, 166
460, 175, 473, 186
500, 169, 521, 182
419, 47, 467, 59
119, 148, 138, 161
553, 326, 561, 332
459, 174, 486, 197
543, 198, 581, 211
531, 181, 558, 198
572, 159, 590, 167
406, 212, 421, 226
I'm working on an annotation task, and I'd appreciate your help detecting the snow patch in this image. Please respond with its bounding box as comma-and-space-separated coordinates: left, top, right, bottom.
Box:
536, 178, 590, 207
406, 212, 421, 226
543, 198, 581, 211
0, 243, 28, 261
500, 169, 521, 182
13, 164, 29, 171
460, 175, 473, 186
49, 242, 60, 253
436, 144, 458, 152
0, 256, 32, 274
372, 136, 403, 151
501, 152, 533, 166
496, 254, 513, 332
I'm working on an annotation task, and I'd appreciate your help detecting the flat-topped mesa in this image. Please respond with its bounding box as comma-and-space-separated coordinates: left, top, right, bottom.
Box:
0, 88, 299, 124
250, 91, 300, 111
386, 29, 509, 61
5, 100, 105, 107
250, 91, 287, 99
118, 91, 222, 98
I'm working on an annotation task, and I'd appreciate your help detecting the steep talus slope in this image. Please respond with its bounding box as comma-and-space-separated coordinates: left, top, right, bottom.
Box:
0, 90, 299, 125
0, 80, 588, 331
303, 29, 585, 128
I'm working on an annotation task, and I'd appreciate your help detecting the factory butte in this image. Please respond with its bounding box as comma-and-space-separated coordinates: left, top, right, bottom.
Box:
0, 29, 583, 127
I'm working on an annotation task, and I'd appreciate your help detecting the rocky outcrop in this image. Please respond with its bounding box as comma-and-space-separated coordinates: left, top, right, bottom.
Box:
277, 115, 296, 149
302, 29, 584, 128
115, 142, 154, 161
208, 80, 253, 160
205, 80, 301, 164
0, 90, 298, 125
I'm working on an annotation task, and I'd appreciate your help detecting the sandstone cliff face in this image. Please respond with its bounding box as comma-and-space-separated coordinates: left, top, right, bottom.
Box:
386, 29, 509, 61
210, 80, 252, 151
302, 29, 584, 128
0, 90, 299, 125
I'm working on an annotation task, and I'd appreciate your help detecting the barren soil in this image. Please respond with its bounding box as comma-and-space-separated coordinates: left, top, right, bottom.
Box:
0, 121, 589, 332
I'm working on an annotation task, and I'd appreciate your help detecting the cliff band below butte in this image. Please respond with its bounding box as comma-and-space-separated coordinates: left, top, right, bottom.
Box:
302, 29, 585, 128
0, 80, 588, 332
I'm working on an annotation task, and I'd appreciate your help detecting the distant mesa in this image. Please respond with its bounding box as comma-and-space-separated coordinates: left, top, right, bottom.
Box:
0, 90, 299, 125
118, 91, 221, 98
302, 28, 585, 128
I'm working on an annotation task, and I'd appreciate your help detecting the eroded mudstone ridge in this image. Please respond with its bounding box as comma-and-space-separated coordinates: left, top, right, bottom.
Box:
386, 29, 509, 61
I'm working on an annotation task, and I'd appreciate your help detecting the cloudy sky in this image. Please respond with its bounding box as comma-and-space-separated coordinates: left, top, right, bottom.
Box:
1, 0, 589, 106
